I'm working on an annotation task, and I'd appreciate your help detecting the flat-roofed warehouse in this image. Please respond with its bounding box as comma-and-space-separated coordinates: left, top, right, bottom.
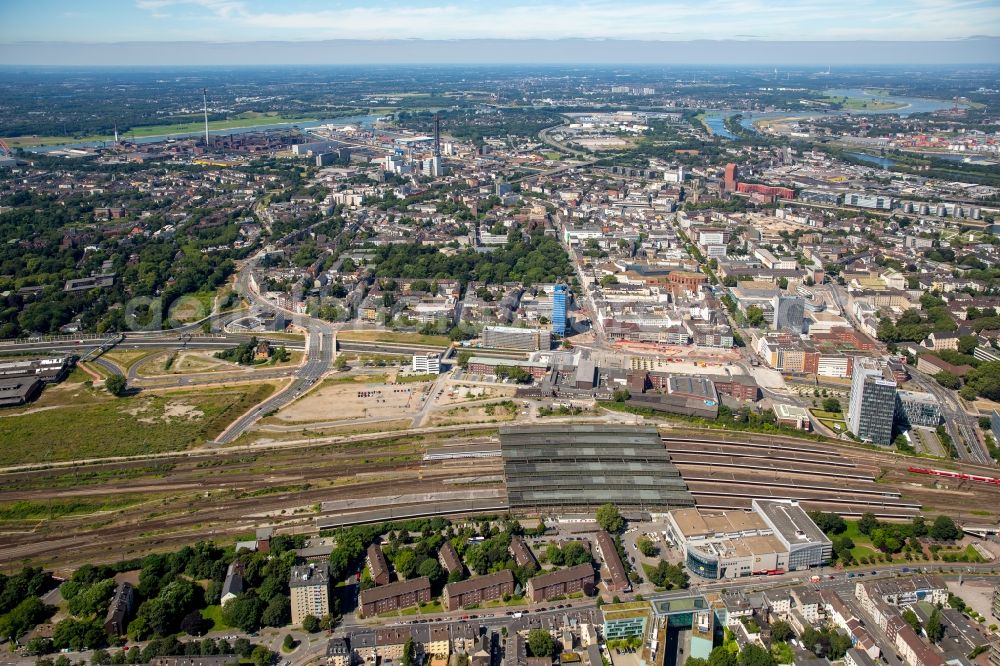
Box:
500, 424, 694, 511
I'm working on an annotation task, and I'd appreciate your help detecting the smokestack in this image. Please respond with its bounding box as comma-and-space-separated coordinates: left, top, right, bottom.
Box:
433, 113, 441, 158
202, 88, 210, 147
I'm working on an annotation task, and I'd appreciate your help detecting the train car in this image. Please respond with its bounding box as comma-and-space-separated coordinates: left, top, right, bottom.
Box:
908, 466, 1000, 486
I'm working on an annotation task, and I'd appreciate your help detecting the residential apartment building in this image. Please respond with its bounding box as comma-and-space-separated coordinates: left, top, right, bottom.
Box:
525, 564, 594, 602
290, 563, 331, 626
443, 570, 515, 610
359, 577, 432, 616
367, 543, 391, 586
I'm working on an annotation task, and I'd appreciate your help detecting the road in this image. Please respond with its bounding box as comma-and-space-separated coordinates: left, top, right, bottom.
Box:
908, 371, 990, 464
214, 252, 339, 444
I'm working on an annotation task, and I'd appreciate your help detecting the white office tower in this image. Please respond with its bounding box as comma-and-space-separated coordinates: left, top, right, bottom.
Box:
412, 353, 441, 374
422, 156, 445, 177
663, 165, 685, 183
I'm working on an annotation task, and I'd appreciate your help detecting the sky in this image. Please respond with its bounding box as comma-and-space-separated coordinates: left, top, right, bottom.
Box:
0, 0, 998, 64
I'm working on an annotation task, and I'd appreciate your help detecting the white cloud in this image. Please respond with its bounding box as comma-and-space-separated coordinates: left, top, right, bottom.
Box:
131, 0, 1000, 41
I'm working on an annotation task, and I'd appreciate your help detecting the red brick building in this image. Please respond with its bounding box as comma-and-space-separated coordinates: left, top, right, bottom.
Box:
359, 577, 431, 616
714, 375, 760, 401
526, 564, 594, 602
724, 164, 738, 191
443, 570, 515, 611
735, 182, 795, 200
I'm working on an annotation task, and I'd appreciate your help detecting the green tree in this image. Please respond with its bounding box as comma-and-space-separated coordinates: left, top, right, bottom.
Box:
250, 645, 274, 666
858, 512, 879, 536
612, 388, 631, 403
808, 511, 847, 535
0, 596, 50, 641
636, 537, 657, 557
302, 614, 320, 633
105, 374, 127, 397
596, 504, 625, 534
417, 559, 442, 585
930, 515, 960, 541
401, 638, 416, 666
260, 594, 290, 627
958, 335, 978, 355
769, 619, 793, 643
708, 647, 737, 666
926, 608, 944, 643
527, 629, 556, 658
220, 593, 265, 633
738, 644, 776, 666
745, 306, 766, 328
393, 549, 418, 579
282, 635, 295, 651
902, 608, 921, 634
934, 371, 961, 390
647, 561, 688, 589
561, 541, 592, 566
821, 397, 841, 413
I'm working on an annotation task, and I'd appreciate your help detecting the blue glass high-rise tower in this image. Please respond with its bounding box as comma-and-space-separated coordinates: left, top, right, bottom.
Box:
551, 284, 567, 336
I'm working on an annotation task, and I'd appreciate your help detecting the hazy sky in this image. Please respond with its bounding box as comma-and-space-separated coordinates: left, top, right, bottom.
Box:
0, 0, 998, 65
3, 0, 999, 42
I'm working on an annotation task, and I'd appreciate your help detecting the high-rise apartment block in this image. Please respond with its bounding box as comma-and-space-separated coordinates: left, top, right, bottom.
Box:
290, 563, 330, 626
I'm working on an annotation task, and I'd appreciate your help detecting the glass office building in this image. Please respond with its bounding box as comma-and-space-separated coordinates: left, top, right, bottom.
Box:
551, 284, 568, 336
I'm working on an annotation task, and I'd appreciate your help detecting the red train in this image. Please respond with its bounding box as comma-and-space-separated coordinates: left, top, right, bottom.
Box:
908, 466, 1000, 486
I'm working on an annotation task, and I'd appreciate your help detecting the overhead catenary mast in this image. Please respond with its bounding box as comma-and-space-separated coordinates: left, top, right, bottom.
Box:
202, 88, 210, 147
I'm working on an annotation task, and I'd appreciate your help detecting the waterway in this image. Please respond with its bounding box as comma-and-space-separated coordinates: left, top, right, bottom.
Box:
822, 88, 958, 116
845, 152, 897, 169
28, 113, 384, 153
702, 110, 812, 139
701, 89, 957, 142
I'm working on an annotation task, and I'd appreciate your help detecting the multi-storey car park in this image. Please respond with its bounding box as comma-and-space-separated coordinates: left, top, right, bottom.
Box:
500, 424, 694, 511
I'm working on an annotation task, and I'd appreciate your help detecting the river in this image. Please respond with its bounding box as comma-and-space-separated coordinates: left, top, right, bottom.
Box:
822, 88, 958, 116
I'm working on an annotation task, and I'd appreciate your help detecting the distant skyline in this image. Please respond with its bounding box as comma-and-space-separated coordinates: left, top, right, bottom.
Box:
0, 0, 998, 65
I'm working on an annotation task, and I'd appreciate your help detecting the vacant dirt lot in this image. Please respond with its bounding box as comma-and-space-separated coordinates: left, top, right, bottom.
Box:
438, 383, 516, 406
271, 375, 430, 423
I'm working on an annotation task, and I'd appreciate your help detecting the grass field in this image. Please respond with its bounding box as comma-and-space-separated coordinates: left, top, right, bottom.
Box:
396, 373, 437, 384
0, 383, 276, 465
0, 496, 146, 521
201, 605, 232, 631
841, 520, 882, 561
824, 96, 905, 111
5, 112, 323, 148
102, 349, 162, 371
337, 330, 451, 347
